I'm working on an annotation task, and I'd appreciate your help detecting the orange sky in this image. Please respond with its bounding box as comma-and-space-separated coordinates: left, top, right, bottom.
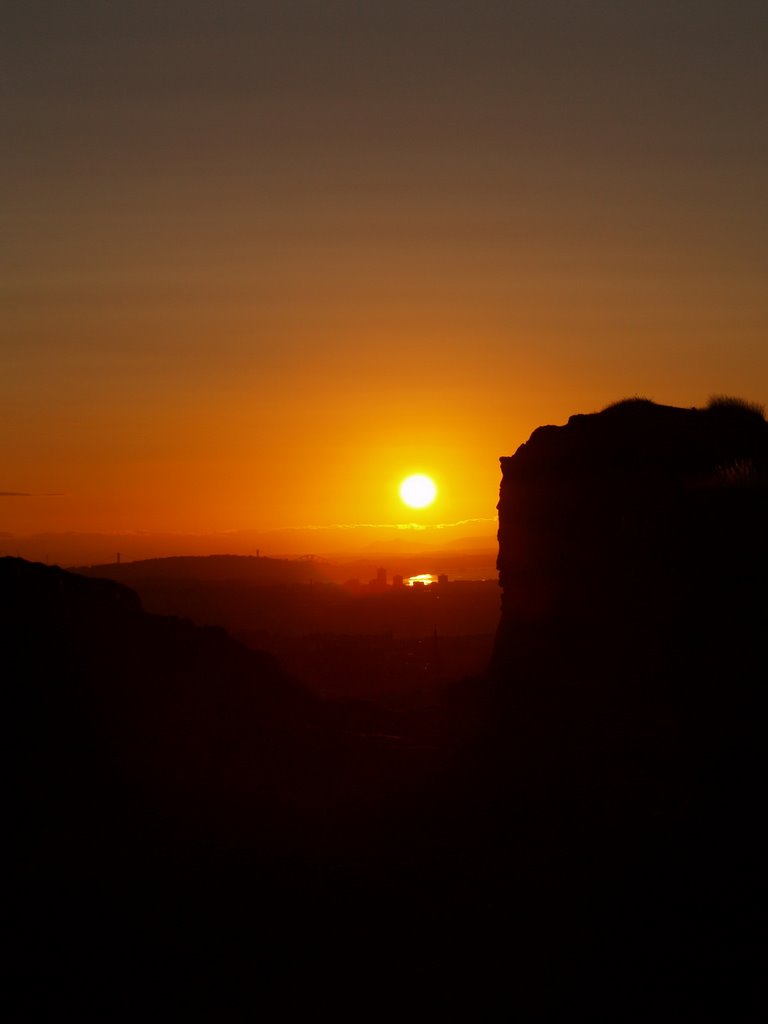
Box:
3, 3, 767, 561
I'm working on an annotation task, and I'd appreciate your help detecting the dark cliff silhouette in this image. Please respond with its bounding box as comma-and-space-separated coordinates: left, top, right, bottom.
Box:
494, 396, 766, 741
497, 396, 766, 634
490, 397, 766, 1015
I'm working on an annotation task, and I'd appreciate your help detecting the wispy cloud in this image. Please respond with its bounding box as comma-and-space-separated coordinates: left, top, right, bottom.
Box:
0, 491, 64, 497
304, 517, 496, 532
432, 517, 497, 530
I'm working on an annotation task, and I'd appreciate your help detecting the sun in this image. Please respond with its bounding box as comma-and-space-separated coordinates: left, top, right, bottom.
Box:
399, 474, 437, 509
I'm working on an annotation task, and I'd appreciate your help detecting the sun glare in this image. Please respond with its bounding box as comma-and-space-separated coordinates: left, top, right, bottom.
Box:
399, 474, 437, 509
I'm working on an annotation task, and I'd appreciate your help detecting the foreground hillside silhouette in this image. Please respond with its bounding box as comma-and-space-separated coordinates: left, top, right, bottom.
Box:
8, 397, 766, 1017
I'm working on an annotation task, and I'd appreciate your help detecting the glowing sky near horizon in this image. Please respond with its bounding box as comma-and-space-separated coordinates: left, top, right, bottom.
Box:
2, 1, 767, 548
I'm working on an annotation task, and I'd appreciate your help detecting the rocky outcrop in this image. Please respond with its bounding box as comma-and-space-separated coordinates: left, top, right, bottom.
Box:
495, 397, 767, 665
488, 399, 767, 1013
491, 396, 767, 871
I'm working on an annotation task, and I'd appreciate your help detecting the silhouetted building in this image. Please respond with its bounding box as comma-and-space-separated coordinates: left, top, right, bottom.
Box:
369, 567, 388, 592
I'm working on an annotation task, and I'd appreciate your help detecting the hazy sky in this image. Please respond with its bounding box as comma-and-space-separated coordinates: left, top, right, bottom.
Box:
3, 1, 767, 552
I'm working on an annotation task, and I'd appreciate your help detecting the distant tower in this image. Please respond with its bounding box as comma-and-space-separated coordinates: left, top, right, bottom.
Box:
377, 567, 387, 586
116, 552, 121, 565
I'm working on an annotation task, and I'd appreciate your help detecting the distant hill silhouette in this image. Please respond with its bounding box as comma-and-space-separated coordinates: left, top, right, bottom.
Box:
74, 549, 498, 587
73, 552, 329, 585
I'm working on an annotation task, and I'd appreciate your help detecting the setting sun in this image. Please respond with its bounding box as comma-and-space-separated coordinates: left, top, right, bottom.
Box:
399, 474, 438, 509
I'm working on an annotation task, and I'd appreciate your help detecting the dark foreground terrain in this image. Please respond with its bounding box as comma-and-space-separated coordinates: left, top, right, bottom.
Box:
8, 399, 766, 1018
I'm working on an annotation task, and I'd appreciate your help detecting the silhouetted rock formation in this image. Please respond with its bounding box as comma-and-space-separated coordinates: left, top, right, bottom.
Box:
497, 397, 767, 637
489, 398, 766, 1014
494, 396, 766, 742
493, 396, 766, 775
